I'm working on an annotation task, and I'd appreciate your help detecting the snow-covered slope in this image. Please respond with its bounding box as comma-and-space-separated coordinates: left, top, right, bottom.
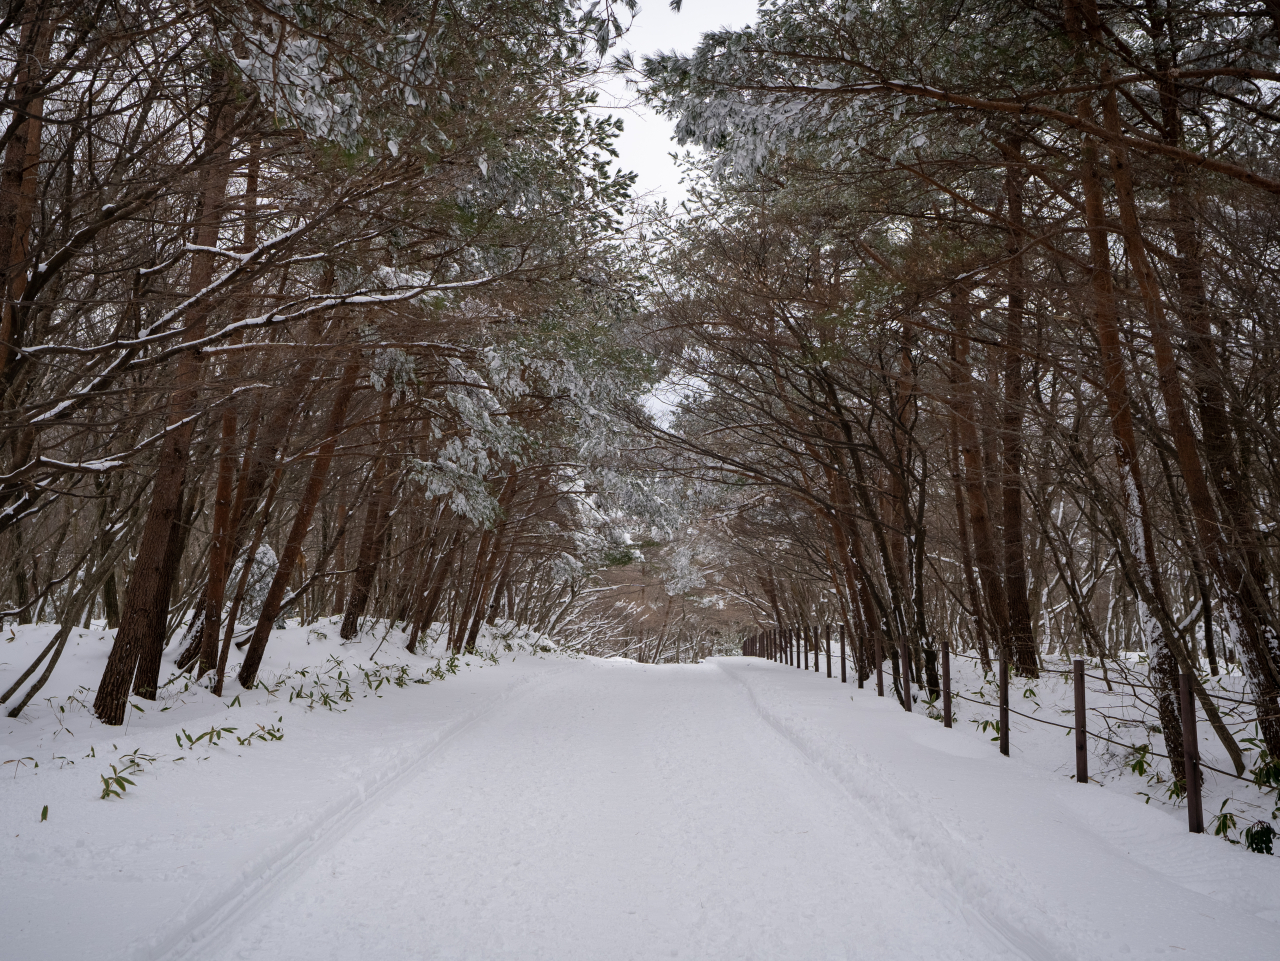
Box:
2, 634, 1277, 960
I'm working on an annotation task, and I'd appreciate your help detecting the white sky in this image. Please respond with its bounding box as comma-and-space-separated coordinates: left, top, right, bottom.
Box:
596, 1, 758, 208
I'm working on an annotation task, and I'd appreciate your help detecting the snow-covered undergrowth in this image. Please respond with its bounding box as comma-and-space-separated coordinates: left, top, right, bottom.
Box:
884, 650, 1279, 849
0, 616, 554, 812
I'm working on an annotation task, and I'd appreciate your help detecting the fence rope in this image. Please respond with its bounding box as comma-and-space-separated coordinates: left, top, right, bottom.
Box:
743, 638, 1269, 790
944, 647, 1263, 710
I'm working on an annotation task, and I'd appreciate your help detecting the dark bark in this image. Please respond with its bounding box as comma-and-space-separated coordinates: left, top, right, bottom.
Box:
239, 358, 360, 688
947, 397, 992, 672
998, 143, 1039, 678
131, 481, 191, 699
199, 404, 238, 677
214, 467, 280, 697
338, 406, 395, 641
92, 79, 237, 724
0, 2, 52, 386
949, 288, 1012, 663
1153, 50, 1280, 745
101, 567, 119, 629
1077, 111, 1185, 776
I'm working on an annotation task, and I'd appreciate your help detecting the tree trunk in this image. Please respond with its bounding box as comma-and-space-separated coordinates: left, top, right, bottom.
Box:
1077, 111, 1185, 775
92, 80, 237, 724
949, 289, 1013, 663
449, 474, 518, 653
1153, 58, 1280, 748
213, 466, 280, 696
463, 530, 508, 654
0, 3, 53, 386
451, 529, 494, 654
197, 143, 259, 678
410, 529, 462, 653
998, 144, 1039, 678
199, 403, 238, 677
948, 397, 993, 672
131, 481, 192, 699
239, 358, 361, 688
339, 396, 395, 641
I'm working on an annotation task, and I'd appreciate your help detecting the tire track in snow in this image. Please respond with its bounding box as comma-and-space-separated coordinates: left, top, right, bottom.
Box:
718, 659, 1080, 961
195, 658, 1014, 961
135, 663, 564, 961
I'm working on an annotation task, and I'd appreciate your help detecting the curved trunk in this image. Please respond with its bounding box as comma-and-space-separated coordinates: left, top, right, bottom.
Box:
93, 80, 237, 724
1077, 113, 1185, 777
239, 359, 361, 687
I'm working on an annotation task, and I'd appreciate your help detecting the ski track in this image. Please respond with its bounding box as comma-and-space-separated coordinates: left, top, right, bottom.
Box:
206, 659, 1029, 961
719, 661, 1068, 961
142, 665, 559, 961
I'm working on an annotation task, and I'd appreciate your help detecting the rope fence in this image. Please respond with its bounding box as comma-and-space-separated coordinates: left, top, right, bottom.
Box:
741, 625, 1278, 835
944, 645, 1270, 715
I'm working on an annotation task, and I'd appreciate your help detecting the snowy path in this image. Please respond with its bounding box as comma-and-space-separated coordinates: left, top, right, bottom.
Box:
195, 659, 1278, 961
5, 654, 1279, 960
210, 660, 1005, 961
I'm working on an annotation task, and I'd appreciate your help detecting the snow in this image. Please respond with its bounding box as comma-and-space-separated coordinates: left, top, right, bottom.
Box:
2, 629, 1277, 960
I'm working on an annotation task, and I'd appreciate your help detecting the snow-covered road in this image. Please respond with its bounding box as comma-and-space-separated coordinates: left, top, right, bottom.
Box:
5, 652, 1279, 960
213, 659, 1006, 961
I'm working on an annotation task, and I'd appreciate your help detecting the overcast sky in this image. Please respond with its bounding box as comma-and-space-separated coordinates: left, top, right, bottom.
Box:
596, 1, 758, 208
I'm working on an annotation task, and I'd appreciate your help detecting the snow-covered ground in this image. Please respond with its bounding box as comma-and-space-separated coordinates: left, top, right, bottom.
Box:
2, 626, 1277, 960
933, 648, 1280, 834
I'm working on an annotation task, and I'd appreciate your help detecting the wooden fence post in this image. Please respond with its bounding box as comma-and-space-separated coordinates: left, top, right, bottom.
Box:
855, 624, 864, 689
901, 640, 912, 712
1074, 659, 1087, 783
825, 625, 833, 678
942, 641, 952, 728
840, 624, 847, 684
1180, 673, 1205, 833
813, 625, 820, 673
875, 631, 884, 697
999, 652, 1010, 756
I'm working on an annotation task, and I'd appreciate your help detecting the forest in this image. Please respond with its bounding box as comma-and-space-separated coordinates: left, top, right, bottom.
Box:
3, 0, 1280, 815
